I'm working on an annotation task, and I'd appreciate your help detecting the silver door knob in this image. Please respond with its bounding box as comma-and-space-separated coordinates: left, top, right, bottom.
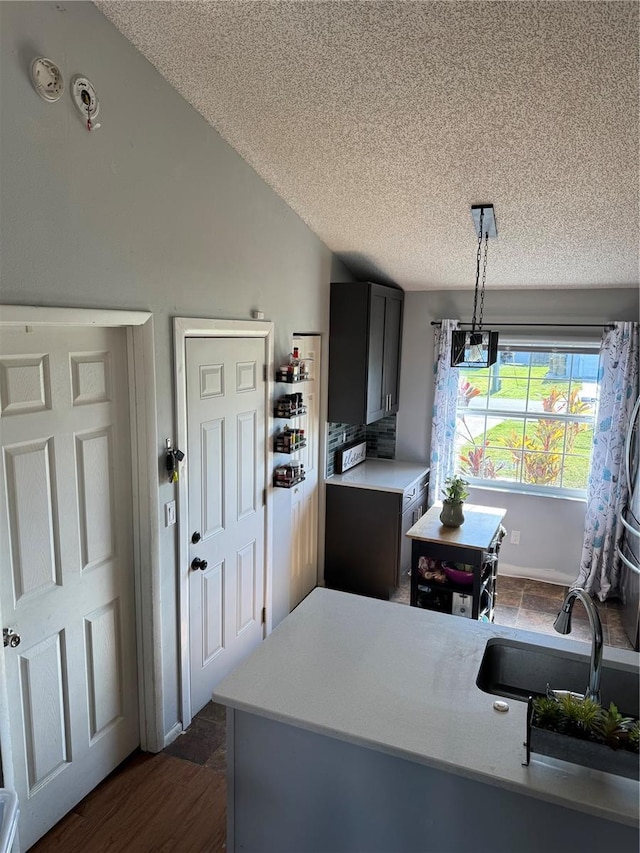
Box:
3, 628, 21, 648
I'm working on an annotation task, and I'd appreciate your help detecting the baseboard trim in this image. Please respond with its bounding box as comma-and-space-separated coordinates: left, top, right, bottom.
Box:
163, 721, 183, 748
498, 562, 578, 587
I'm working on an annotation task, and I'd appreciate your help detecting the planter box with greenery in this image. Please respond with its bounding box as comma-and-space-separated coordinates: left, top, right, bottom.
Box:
524, 694, 640, 781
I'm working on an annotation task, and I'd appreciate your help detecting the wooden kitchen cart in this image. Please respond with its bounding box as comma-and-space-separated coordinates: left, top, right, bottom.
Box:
406, 504, 506, 621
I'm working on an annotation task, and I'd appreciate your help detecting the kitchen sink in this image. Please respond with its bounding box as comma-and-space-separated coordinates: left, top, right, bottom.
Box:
476, 638, 640, 717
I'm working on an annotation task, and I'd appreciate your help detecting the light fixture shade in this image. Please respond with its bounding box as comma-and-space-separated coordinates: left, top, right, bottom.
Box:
451, 330, 499, 368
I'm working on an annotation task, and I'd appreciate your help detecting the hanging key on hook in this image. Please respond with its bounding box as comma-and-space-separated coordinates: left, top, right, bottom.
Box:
165, 439, 185, 483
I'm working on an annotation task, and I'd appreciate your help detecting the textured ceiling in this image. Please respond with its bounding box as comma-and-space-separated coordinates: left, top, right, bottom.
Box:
96, 1, 639, 291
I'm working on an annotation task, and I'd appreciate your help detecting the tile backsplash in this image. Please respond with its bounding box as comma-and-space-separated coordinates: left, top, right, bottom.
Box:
326, 415, 397, 477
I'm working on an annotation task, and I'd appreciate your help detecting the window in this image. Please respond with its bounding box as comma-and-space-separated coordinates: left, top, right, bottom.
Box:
455, 344, 599, 497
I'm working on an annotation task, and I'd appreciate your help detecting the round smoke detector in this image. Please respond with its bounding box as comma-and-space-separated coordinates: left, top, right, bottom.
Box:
30, 57, 64, 103
71, 76, 100, 125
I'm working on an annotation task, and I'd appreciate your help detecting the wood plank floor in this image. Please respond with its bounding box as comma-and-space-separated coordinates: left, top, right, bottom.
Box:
30, 702, 227, 853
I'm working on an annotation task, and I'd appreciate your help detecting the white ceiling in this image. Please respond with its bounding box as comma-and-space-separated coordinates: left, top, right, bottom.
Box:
96, 1, 639, 292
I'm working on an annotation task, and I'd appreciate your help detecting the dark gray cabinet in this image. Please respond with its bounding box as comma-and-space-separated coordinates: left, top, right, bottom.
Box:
324, 471, 429, 600
328, 282, 404, 425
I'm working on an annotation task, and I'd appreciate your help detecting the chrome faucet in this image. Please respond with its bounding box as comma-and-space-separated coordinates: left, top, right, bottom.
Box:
553, 586, 603, 705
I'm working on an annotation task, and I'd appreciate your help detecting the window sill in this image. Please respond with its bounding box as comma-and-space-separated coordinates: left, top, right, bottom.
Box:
468, 483, 587, 504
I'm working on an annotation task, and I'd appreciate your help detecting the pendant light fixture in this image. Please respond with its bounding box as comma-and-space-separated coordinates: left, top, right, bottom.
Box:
451, 204, 499, 368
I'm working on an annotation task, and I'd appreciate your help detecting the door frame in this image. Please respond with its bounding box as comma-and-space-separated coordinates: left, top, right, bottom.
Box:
174, 317, 274, 729
0, 305, 163, 803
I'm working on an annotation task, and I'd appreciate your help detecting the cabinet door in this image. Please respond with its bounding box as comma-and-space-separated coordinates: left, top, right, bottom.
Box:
365, 288, 387, 423
400, 492, 428, 578
383, 290, 403, 415
328, 282, 404, 426
325, 485, 401, 600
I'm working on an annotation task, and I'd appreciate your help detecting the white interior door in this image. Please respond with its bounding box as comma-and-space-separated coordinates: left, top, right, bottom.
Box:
0, 325, 139, 851
290, 335, 321, 609
186, 337, 266, 714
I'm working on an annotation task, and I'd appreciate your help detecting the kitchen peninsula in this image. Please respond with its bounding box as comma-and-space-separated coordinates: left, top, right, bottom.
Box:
213, 588, 639, 853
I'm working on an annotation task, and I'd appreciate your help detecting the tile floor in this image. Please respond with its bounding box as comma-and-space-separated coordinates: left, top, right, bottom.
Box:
163, 698, 228, 772
391, 572, 636, 651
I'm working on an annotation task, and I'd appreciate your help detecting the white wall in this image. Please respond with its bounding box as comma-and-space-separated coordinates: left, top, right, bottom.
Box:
0, 1, 351, 738
397, 287, 639, 585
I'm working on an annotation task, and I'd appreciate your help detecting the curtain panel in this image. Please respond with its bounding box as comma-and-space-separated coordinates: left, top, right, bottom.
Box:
576, 321, 639, 600
429, 319, 461, 506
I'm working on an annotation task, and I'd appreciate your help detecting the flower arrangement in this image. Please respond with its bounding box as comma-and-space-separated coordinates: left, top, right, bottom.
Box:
441, 475, 469, 505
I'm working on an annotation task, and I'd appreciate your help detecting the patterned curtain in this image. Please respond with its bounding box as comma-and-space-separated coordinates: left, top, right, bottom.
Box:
575, 321, 639, 600
429, 319, 461, 505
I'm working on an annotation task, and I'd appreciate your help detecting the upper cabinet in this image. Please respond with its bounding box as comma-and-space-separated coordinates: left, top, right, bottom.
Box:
328, 282, 404, 425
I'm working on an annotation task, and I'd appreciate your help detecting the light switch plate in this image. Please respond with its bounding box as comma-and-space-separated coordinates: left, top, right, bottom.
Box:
165, 500, 176, 527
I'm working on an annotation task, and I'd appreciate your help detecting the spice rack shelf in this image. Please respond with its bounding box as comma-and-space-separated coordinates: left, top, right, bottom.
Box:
274, 405, 307, 419
273, 469, 306, 488
274, 436, 307, 454
274, 391, 307, 419
272, 350, 308, 488
275, 370, 310, 383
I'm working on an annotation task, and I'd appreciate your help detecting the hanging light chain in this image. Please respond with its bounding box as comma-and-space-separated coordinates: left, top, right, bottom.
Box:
471, 208, 484, 332
478, 228, 489, 331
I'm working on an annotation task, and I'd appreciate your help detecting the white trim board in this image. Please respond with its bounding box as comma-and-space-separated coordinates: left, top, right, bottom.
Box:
173, 317, 274, 730
498, 563, 578, 587
0, 305, 163, 766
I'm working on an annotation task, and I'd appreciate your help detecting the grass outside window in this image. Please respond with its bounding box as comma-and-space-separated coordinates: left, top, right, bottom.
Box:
455, 348, 599, 496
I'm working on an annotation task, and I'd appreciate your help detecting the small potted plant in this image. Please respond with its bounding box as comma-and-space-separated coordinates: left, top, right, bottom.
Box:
524, 694, 640, 780
440, 475, 469, 528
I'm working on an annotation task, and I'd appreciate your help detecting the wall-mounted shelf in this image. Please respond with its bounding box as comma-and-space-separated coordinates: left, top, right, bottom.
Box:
276, 369, 310, 383
274, 465, 306, 488
274, 392, 307, 419
275, 436, 307, 454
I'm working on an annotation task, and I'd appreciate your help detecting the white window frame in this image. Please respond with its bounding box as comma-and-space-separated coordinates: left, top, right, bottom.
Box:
455, 339, 600, 499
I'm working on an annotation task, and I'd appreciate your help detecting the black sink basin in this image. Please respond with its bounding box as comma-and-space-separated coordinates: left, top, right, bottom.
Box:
476, 638, 640, 717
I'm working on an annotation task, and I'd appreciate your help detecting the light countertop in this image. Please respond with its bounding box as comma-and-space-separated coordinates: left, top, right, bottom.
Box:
326, 458, 429, 493
214, 587, 639, 827
407, 503, 507, 551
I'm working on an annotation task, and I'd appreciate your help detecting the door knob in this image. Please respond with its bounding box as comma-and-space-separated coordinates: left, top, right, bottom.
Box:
191, 531, 201, 544
191, 557, 208, 571
3, 628, 20, 648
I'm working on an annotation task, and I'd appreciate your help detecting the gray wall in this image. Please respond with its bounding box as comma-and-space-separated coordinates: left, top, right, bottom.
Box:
0, 1, 351, 737
397, 287, 639, 585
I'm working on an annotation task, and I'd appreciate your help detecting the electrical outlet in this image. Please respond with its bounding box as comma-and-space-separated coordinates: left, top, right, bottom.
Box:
510, 529, 520, 545
165, 500, 176, 527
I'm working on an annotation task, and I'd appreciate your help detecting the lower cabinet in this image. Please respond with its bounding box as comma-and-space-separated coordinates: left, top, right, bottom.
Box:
325, 476, 429, 600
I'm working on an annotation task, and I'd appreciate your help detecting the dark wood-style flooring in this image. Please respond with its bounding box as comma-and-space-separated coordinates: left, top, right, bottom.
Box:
30, 703, 227, 853
31, 576, 635, 851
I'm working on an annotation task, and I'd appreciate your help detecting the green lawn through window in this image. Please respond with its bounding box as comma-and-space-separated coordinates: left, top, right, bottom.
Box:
455, 352, 597, 493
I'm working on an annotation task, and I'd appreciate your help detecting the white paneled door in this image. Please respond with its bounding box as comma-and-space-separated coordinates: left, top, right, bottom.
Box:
0, 326, 139, 851
186, 337, 266, 714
